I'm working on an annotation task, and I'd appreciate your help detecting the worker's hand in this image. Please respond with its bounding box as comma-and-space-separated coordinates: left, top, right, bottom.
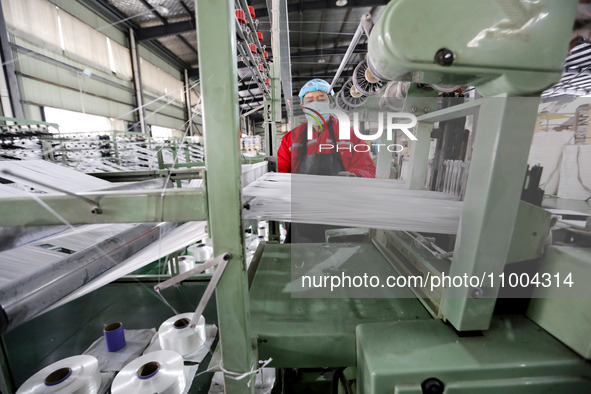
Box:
337, 171, 357, 177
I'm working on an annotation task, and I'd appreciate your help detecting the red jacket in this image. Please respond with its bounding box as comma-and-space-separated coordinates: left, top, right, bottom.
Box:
277, 116, 376, 178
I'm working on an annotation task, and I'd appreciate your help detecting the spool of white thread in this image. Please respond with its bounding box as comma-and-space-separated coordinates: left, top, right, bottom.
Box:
177, 255, 195, 274
158, 313, 206, 356
187, 243, 212, 262
110, 350, 185, 394
17, 355, 101, 394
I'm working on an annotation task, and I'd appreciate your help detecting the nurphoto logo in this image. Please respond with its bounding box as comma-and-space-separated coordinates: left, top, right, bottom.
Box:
304, 107, 417, 153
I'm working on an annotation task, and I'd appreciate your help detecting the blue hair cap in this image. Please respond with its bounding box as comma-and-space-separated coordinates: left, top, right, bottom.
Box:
298, 78, 335, 100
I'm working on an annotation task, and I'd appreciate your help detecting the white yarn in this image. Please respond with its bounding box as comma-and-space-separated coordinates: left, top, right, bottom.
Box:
158, 313, 206, 356
219, 358, 273, 382
243, 173, 463, 234
17, 355, 101, 394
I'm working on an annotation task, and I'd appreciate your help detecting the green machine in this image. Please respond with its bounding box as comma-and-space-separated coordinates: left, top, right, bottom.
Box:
248, 0, 591, 393
1, 1, 591, 393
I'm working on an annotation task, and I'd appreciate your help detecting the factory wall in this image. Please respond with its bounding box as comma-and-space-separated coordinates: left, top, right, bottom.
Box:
1, 0, 194, 132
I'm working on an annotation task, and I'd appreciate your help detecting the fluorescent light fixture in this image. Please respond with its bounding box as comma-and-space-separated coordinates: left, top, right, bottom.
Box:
156, 5, 170, 16
336, 0, 348, 6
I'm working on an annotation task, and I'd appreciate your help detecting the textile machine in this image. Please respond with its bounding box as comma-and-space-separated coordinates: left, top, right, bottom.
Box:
0, 0, 590, 393
247, 0, 591, 393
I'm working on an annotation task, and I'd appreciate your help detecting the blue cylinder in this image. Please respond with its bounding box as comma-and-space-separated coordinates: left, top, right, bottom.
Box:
104, 322, 126, 352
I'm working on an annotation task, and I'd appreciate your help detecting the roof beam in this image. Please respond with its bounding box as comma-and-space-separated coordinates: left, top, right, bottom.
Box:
135, 0, 387, 40
255, 0, 389, 18
239, 94, 264, 103
135, 0, 197, 56
137, 19, 196, 41
291, 43, 367, 58
189, 61, 257, 78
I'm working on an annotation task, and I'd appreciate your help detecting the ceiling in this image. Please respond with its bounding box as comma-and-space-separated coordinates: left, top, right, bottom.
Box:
82, 0, 389, 119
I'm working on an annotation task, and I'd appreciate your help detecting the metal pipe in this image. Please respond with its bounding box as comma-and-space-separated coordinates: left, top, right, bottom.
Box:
0, 222, 177, 334
329, 15, 369, 92
189, 254, 229, 328
184, 69, 194, 136
0, 179, 173, 252
129, 28, 147, 135
242, 104, 264, 117
278, 0, 294, 128
0, 168, 102, 214
100, 178, 173, 191
195, 0, 255, 389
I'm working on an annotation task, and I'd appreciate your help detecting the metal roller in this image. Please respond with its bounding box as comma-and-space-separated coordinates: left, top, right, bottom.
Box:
367, 0, 578, 96
0, 221, 177, 334
379, 81, 410, 111
353, 58, 387, 96
0, 178, 174, 252
429, 83, 462, 93
339, 78, 368, 108
350, 85, 364, 98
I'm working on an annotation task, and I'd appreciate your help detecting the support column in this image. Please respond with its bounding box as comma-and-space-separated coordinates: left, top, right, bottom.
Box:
375, 131, 392, 179
129, 29, 147, 135
195, 1, 254, 392
407, 123, 433, 189
269, 0, 283, 154
441, 96, 540, 331
269, 63, 280, 156
184, 69, 194, 136
0, 0, 23, 119
264, 98, 277, 157
265, 61, 281, 240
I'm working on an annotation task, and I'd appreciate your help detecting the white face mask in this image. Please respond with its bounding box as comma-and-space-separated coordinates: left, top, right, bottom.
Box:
303, 101, 331, 125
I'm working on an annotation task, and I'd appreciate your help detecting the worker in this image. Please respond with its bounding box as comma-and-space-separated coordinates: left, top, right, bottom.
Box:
277, 79, 376, 243
277, 78, 376, 177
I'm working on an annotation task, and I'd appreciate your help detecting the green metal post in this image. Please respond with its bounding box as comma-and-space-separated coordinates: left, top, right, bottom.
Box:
264, 99, 273, 156
113, 132, 122, 166
407, 123, 432, 189
441, 96, 540, 331
129, 28, 147, 135
267, 60, 281, 241
405, 86, 437, 189
195, 0, 255, 392
375, 131, 392, 179
269, 64, 280, 156
0, 188, 208, 226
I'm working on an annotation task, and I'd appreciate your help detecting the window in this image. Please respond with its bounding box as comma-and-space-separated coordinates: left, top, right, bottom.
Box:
44, 107, 113, 133
106, 37, 117, 74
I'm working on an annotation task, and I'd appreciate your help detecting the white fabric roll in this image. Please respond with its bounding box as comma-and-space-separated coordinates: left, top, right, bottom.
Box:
158, 313, 206, 356
17, 355, 100, 394
110, 350, 185, 394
